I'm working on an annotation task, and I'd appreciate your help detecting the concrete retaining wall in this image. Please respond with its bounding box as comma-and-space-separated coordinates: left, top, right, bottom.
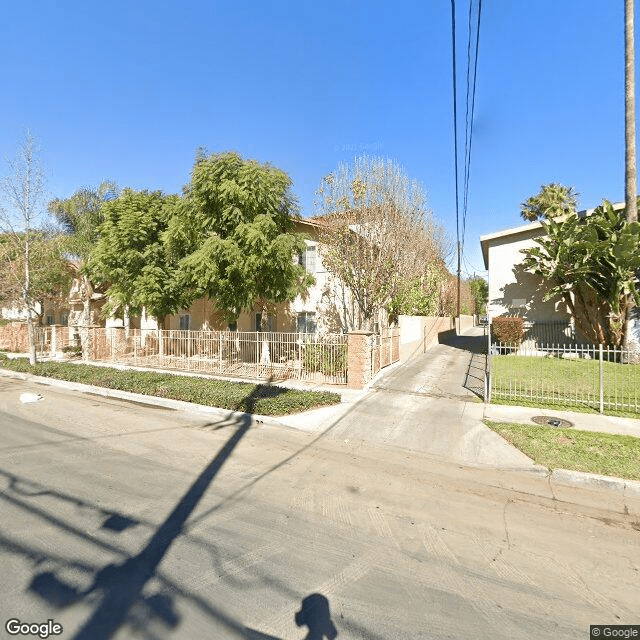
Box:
456, 314, 475, 334
398, 315, 454, 362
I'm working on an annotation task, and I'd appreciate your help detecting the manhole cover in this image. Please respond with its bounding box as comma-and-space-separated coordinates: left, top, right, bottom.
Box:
531, 416, 573, 428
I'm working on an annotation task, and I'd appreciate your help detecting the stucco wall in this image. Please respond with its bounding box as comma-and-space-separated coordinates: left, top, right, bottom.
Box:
486, 227, 570, 322
398, 315, 454, 361
2, 302, 70, 325
289, 237, 332, 330
456, 314, 475, 333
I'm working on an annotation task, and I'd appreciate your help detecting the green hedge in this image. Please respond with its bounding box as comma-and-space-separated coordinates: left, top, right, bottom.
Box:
0, 354, 341, 416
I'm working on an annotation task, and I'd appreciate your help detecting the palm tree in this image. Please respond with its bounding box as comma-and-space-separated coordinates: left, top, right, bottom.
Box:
624, 0, 638, 353
520, 183, 578, 222
625, 0, 637, 224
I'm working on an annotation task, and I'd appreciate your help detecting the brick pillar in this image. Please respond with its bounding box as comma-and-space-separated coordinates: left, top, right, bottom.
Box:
347, 331, 374, 389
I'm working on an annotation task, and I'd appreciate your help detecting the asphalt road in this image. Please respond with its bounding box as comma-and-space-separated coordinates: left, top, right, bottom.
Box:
0, 377, 638, 640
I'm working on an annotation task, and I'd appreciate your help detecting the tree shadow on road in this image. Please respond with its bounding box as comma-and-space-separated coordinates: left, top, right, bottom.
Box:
67, 383, 263, 640
295, 593, 338, 640
0, 378, 385, 640
2, 384, 262, 639
437, 328, 487, 355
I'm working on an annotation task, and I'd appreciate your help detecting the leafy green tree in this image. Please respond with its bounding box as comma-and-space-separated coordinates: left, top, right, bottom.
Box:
387, 270, 447, 322
49, 182, 120, 356
468, 276, 488, 315
521, 200, 640, 346
165, 151, 313, 323
87, 189, 185, 328
520, 183, 579, 222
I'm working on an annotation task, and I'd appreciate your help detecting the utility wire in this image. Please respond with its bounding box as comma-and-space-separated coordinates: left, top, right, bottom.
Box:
462, 252, 486, 277
451, 0, 460, 259
461, 0, 483, 257
462, 0, 475, 223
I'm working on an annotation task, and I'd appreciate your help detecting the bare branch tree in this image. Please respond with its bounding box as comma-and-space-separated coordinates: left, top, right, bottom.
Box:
314, 156, 449, 330
0, 132, 47, 364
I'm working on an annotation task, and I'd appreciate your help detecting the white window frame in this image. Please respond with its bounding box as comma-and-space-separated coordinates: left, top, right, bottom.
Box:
298, 245, 316, 274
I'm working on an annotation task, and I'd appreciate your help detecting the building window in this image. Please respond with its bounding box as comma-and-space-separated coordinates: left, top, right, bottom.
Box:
228, 321, 237, 332
298, 245, 316, 274
297, 312, 317, 334
60, 313, 68, 326
46, 315, 55, 326
179, 314, 190, 331
255, 313, 274, 332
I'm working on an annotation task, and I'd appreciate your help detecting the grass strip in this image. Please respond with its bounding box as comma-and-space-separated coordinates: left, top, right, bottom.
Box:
487, 396, 640, 419
491, 354, 640, 418
485, 420, 640, 481
0, 354, 341, 416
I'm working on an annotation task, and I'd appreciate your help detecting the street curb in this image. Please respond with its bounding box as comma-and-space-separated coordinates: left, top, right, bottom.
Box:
0, 368, 314, 430
3, 368, 639, 508
550, 468, 640, 499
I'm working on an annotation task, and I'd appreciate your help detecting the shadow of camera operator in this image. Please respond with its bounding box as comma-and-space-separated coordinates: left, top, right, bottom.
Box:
295, 593, 337, 640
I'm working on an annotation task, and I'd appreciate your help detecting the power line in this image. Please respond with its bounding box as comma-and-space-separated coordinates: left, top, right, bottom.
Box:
462, 252, 486, 277
461, 0, 483, 258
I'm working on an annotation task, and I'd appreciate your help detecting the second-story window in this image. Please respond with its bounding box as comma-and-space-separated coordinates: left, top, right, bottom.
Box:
298, 245, 316, 274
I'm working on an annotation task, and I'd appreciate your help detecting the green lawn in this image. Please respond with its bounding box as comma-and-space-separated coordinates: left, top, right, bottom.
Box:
485, 420, 640, 481
491, 354, 640, 417
0, 354, 341, 416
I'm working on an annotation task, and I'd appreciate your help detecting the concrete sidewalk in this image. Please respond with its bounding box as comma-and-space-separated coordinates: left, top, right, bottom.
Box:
483, 402, 640, 437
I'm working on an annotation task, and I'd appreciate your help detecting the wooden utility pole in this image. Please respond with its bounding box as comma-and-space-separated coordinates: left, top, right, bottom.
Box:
457, 241, 461, 333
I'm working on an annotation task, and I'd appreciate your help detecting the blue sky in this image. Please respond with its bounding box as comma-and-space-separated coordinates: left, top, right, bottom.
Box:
0, 0, 633, 277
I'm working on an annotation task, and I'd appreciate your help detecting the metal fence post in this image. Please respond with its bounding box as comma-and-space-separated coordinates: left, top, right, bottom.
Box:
484, 324, 491, 404
599, 343, 604, 414
50, 325, 57, 358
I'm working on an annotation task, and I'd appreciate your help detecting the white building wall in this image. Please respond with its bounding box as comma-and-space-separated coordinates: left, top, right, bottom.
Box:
486, 227, 570, 322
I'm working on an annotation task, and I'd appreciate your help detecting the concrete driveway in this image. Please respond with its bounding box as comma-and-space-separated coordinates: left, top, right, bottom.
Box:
325, 326, 536, 469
